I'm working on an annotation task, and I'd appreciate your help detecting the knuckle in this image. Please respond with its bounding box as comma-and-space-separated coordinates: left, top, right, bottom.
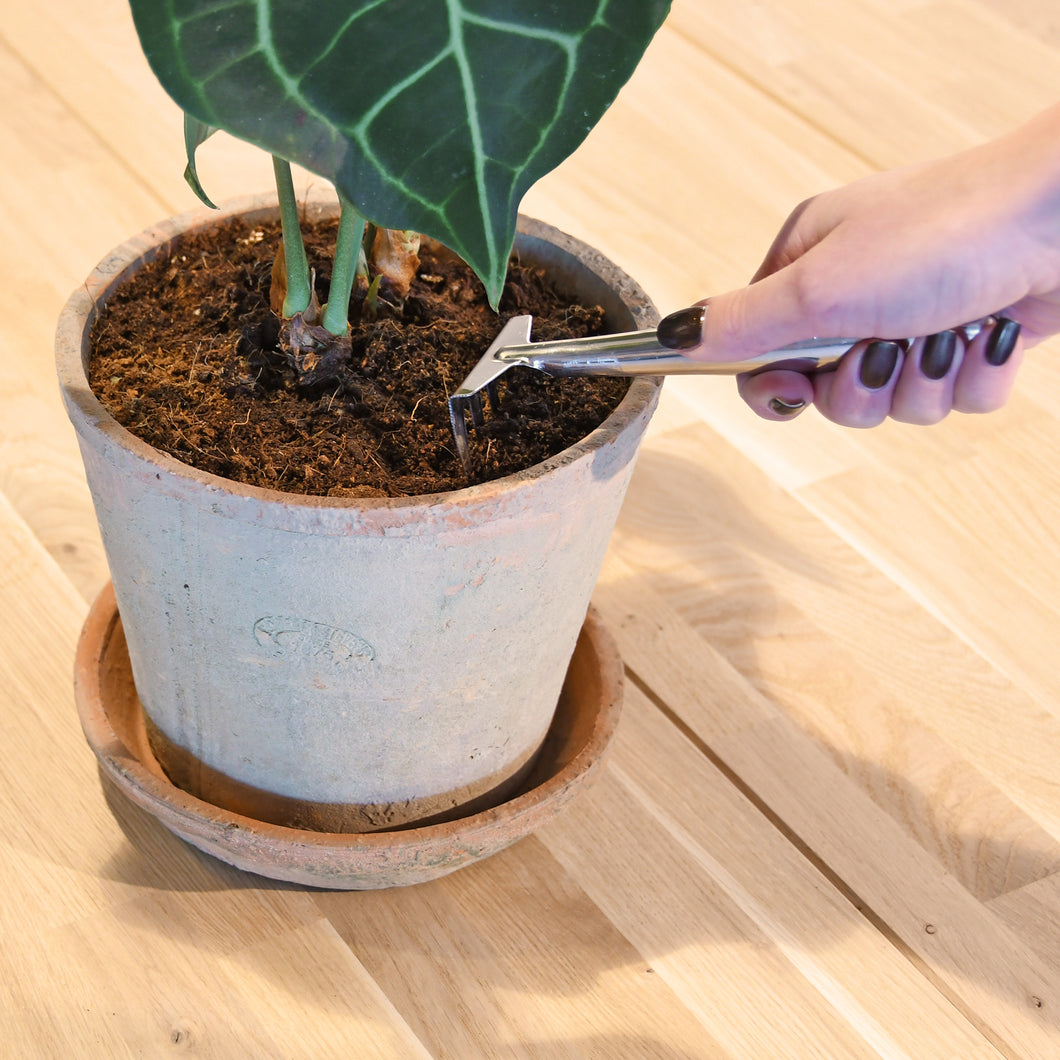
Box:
709, 293, 749, 350
954, 392, 1007, 415
787, 264, 845, 334
893, 407, 949, 426
825, 406, 888, 429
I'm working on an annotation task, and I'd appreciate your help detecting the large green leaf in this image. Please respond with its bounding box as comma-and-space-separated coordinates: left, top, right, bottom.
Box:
128, 0, 670, 305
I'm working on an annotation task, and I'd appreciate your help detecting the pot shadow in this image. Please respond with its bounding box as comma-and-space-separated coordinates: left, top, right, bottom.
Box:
98, 768, 301, 895
607, 443, 1060, 899
95, 774, 730, 1051
595, 445, 1060, 1022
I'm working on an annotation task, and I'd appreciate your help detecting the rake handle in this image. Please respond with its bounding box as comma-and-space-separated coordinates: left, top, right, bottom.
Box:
492, 320, 985, 378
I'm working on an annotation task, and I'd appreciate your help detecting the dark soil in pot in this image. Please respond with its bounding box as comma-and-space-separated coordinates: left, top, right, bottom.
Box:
88, 215, 630, 497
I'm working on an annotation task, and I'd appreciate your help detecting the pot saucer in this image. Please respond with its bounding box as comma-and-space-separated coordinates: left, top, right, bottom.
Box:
75, 583, 624, 889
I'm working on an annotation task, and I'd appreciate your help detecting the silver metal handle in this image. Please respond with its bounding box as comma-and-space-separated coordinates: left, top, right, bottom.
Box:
494, 320, 987, 377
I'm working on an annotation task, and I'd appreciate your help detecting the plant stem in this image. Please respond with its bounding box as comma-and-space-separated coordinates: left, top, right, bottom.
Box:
321, 196, 367, 336
272, 156, 312, 317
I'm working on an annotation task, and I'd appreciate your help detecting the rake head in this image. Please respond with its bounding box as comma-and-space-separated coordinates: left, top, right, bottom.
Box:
447, 315, 534, 477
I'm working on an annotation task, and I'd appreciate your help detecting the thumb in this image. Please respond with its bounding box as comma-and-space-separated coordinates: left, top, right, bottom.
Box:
655, 270, 833, 423
662, 271, 827, 363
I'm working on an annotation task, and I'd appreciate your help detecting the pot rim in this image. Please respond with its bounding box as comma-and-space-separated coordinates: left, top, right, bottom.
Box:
56, 193, 661, 513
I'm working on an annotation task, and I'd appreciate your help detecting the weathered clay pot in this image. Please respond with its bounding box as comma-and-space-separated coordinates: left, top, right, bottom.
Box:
57, 196, 661, 837
74, 583, 624, 889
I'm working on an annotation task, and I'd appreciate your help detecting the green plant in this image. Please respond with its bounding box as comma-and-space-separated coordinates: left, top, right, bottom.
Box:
129, 0, 670, 334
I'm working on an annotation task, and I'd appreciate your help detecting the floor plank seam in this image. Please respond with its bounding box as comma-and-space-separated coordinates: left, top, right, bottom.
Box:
791, 484, 1054, 712
623, 662, 1018, 1056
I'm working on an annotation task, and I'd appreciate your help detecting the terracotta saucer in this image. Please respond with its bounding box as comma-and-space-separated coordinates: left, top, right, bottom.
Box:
74, 583, 624, 889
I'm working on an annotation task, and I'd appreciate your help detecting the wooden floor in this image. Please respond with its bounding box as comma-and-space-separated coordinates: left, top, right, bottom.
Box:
4, 0, 1060, 1055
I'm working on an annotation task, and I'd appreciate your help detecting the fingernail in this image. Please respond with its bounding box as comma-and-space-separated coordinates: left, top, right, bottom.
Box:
768, 397, 806, 417
920, 330, 957, 380
657, 306, 706, 350
859, 341, 901, 389
986, 317, 1021, 366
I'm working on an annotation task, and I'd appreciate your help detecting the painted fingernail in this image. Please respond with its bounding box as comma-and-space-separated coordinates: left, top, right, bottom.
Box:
768, 397, 806, 417
920, 330, 957, 380
657, 306, 706, 350
986, 317, 1021, 366
859, 341, 901, 389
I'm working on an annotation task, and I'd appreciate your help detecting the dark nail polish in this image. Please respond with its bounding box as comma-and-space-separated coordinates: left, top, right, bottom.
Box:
768, 397, 806, 417
859, 341, 901, 389
986, 317, 1021, 366
920, 330, 956, 380
657, 306, 706, 350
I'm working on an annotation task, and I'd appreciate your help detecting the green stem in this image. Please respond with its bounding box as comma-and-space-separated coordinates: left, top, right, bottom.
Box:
321, 196, 367, 336
272, 156, 312, 317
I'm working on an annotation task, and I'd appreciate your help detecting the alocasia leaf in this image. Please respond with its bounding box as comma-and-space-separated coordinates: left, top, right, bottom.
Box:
128, 0, 670, 306
182, 112, 218, 208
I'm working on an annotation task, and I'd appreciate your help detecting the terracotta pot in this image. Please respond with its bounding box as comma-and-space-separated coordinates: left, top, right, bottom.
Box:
74, 584, 624, 888
56, 196, 661, 834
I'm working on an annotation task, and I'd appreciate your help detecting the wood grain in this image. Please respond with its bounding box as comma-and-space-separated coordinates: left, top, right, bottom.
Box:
3, 0, 1060, 1054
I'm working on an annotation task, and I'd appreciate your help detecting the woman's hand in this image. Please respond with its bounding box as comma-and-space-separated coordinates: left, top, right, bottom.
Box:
663, 104, 1060, 426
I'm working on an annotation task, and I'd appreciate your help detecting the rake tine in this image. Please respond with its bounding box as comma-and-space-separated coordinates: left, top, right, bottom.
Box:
448, 395, 473, 478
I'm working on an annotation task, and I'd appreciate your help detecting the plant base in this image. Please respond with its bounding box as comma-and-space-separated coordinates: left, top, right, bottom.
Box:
75, 583, 624, 889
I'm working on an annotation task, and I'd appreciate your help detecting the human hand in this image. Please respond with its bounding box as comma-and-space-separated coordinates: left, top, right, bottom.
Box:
659, 104, 1060, 426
